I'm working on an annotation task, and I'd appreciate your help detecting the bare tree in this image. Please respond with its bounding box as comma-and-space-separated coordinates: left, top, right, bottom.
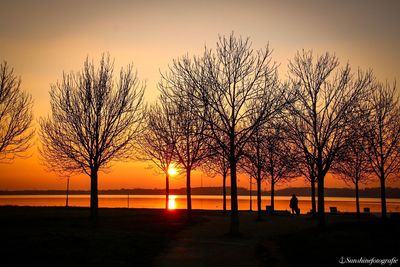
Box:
202, 35, 291, 235
240, 123, 267, 221
285, 132, 318, 216
364, 82, 400, 219
286, 50, 373, 226
0, 61, 33, 161
166, 34, 291, 235
159, 78, 209, 221
39, 55, 145, 219
241, 121, 299, 220
297, 153, 317, 216
137, 103, 176, 210
332, 107, 372, 217
262, 123, 300, 213
201, 151, 230, 215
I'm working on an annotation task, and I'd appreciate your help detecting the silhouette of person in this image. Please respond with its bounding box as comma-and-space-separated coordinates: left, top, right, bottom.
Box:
289, 194, 299, 215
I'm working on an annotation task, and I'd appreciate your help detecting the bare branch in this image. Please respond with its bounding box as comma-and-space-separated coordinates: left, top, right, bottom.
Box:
0, 61, 34, 161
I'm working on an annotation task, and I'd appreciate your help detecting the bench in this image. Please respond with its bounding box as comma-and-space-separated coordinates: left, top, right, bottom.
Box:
266, 205, 274, 214
329, 207, 338, 213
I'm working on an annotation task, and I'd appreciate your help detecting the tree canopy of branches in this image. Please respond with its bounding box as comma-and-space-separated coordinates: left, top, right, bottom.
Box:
137, 103, 176, 210
286, 50, 373, 226
40, 55, 145, 218
159, 78, 209, 221
165, 33, 292, 235
364, 82, 400, 219
0, 61, 33, 161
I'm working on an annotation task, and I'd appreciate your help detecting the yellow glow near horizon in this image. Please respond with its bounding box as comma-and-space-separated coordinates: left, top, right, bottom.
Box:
168, 195, 176, 209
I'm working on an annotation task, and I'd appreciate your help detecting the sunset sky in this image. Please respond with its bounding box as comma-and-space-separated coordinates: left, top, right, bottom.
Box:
1, 0, 399, 190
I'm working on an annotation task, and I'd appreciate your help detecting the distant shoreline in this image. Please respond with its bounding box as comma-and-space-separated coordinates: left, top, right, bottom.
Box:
0, 187, 399, 198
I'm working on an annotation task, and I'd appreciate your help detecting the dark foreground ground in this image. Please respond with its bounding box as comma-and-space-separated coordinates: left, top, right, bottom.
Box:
0, 207, 399, 267
274, 215, 400, 267
0, 207, 187, 267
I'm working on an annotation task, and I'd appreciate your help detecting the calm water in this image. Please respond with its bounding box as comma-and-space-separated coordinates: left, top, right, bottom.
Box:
0, 195, 399, 213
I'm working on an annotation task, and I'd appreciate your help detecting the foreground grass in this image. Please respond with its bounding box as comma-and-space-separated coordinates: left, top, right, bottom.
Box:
0, 207, 398, 267
273, 215, 400, 267
0, 206, 187, 267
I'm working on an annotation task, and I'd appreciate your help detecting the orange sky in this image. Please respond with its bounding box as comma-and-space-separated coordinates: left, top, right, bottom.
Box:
0, 0, 399, 190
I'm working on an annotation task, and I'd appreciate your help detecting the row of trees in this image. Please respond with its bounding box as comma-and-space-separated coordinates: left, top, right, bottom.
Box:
1, 34, 399, 234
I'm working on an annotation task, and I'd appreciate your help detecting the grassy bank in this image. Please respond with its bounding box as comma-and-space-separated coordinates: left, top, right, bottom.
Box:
0, 206, 187, 266
273, 215, 400, 266
0, 207, 398, 267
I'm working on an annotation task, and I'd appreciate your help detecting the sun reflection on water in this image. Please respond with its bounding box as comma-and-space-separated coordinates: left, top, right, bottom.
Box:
168, 195, 176, 210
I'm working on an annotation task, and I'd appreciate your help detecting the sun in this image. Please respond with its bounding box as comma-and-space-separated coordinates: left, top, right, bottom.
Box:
168, 165, 178, 176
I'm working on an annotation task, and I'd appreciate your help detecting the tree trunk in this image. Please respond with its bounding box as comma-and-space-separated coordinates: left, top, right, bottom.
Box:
165, 172, 170, 210
270, 179, 275, 212
317, 174, 325, 227
186, 167, 192, 221
311, 176, 316, 217
229, 157, 240, 236
223, 172, 227, 215
65, 177, 70, 208
355, 179, 360, 217
380, 174, 387, 219
90, 168, 98, 220
257, 176, 262, 221
249, 176, 252, 211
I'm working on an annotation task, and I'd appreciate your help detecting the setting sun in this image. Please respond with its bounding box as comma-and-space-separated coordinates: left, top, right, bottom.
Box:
167, 166, 178, 176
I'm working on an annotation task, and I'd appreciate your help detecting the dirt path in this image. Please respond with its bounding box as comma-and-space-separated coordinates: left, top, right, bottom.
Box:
153, 213, 304, 267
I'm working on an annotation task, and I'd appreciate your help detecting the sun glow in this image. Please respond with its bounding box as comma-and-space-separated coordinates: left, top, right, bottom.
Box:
168, 195, 176, 209
167, 165, 178, 176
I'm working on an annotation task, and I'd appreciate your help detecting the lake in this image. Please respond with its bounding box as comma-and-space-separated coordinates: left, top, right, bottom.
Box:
0, 194, 399, 213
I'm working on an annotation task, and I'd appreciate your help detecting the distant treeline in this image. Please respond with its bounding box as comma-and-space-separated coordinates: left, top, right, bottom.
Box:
0, 187, 399, 198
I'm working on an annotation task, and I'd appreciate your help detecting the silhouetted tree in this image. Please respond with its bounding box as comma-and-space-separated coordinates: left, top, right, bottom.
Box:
39, 55, 145, 219
201, 147, 230, 215
159, 78, 209, 221
138, 103, 176, 210
206, 34, 291, 234
240, 123, 267, 220
332, 107, 372, 217
167, 34, 291, 235
262, 123, 300, 213
0, 61, 33, 161
296, 151, 317, 216
286, 50, 373, 226
364, 82, 400, 219
241, 121, 299, 220
285, 132, 318, 216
